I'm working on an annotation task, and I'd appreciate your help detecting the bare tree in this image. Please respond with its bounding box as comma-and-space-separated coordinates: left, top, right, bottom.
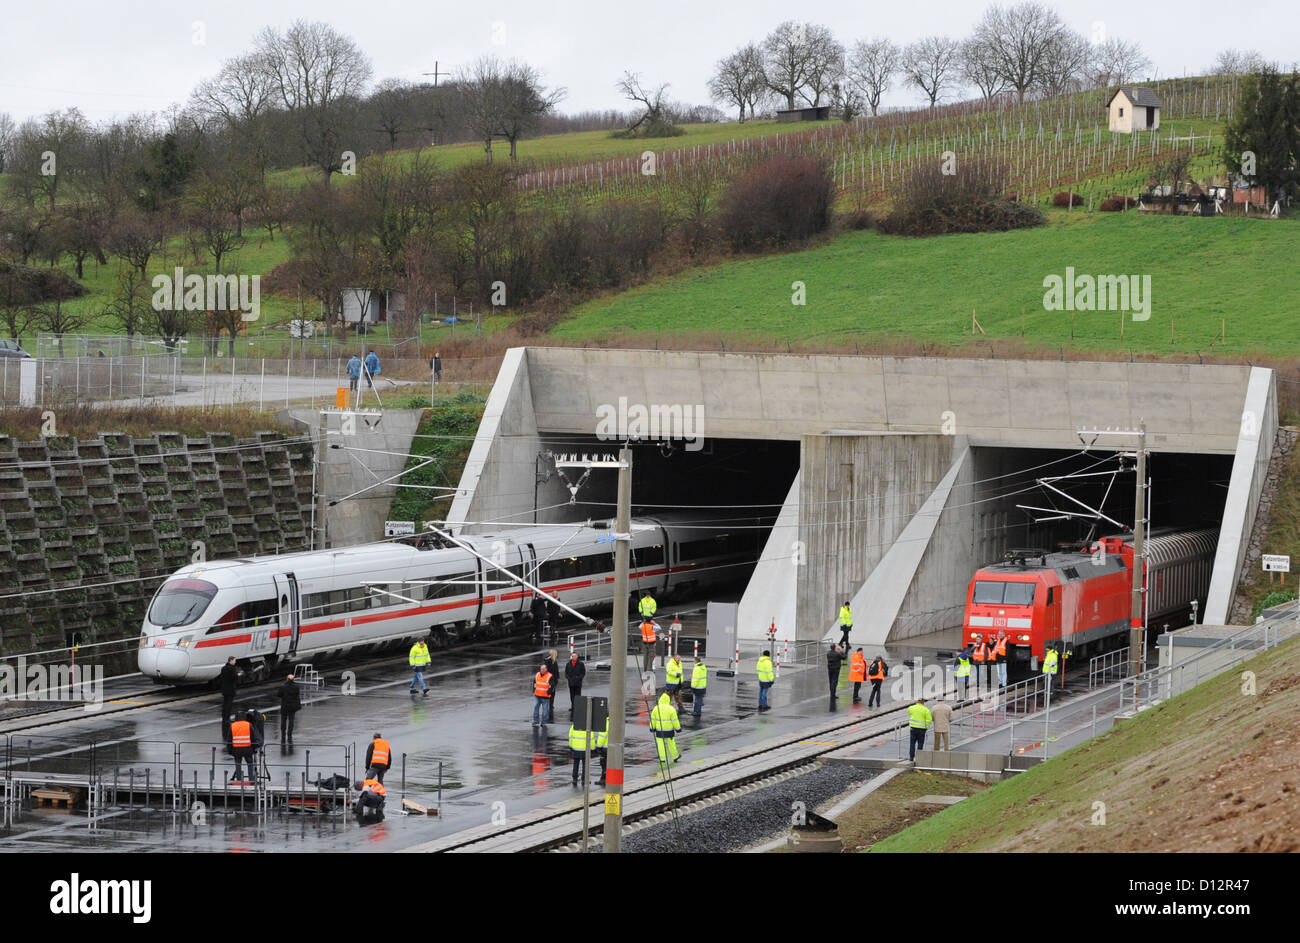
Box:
33, 299, 87, 356
903, 36, 962, 111
190, 53, 277, 179
1211, 49, 1267, 75
370, 78, 419, 151
961, 37, 1008, 101
616, 72, 676, 135
9, 109, 90, 210
710, 44, 768, 122
0, 112, 14, 174
973, 2, 1067, 105
185, 175, 244, 273
1089, 38, 1151, 87
457, 57, 507, 161
801, 27, 846, 107
496, 61, 565, 160
1036, 30, 1093, 98
254, 20, 373, 180
845, 38, 900, 116
763, 21, 842, 110
107, 210, 166, 279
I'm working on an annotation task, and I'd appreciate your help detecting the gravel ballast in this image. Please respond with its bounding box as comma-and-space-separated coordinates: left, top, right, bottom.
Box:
612, 763, 879, 854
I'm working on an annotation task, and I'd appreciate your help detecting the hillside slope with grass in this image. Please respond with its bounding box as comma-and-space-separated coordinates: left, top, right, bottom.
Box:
870, 635, 1300, 853
557, 211, 1299, 356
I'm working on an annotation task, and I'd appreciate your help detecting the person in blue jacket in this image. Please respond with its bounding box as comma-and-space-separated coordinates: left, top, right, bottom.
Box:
346, 354, 362, 392
364, 349, 380, 389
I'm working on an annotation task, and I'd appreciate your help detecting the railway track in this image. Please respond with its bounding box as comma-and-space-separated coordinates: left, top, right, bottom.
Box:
411, 701, 930, 853
414, 660, 1105, 853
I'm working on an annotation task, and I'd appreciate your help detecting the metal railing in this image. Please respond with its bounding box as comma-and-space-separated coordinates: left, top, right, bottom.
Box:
1089, 647, 1130, 689
1118, 610, 1300, 713
0, 355, 458, 408
1, 732, 354, 823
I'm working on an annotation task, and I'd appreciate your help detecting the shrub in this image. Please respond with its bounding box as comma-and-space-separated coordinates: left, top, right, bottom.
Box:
1053, 191, 1083, 207
1099, 195, 1138, 212
1253, 590, 1296, 620
879, 160, 1045, 236
718, 156, 835, 250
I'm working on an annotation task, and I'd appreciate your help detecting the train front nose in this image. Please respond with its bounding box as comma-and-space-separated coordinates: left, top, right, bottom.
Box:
138, 643, 192, 681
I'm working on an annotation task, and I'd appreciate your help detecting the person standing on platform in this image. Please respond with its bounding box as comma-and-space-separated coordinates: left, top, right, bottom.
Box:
220, 657, 239, 749
932, 698, 954, 751
545, 649, 560, 719
756, 650, 775, 711
838, 602, 853, 650
907, 697, 933, 762
639, 619, 659, 674
409, 637, 431, 698
594, 716, 609, 785
849, 648, 867, 703
649, 692, 681, 766
365, 733, 392, 783
954, 644, 973, 698
867, 653, 888, 708
826, 643, 845, 699
230, 710, 261, 785
690, 657, 708, 717
638, 591, 657, 623
277, 674, 301, 747
972, 636, 989, 689
568, 721, 596, 786
993, 630, 1009, 688
565, 652, 586, 711
547, 596, 561, 635
531, 594, 547, 642
532, 663, 553, 726
665, 653, 684, 710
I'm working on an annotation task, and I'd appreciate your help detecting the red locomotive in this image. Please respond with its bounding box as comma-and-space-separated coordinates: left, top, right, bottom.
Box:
961, 528, 1217, 664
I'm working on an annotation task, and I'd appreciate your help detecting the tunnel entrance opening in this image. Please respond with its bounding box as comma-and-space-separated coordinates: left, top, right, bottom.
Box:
533, 435, 799, 604
969, 446, 1232, 566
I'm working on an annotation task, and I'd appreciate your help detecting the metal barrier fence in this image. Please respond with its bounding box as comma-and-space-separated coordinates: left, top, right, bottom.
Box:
1119, 610, 1300, 713
1089, 647, 1130, 689
1, 731, 354, 823
0, 356, 461, 408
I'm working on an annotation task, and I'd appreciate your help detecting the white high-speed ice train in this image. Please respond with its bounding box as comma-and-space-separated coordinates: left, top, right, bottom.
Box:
138, 515, 762, 683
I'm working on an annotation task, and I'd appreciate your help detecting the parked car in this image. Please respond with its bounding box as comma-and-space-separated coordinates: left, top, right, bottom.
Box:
0, 339, 31, 358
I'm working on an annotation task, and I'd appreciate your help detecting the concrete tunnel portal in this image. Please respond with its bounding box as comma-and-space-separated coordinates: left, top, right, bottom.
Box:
448, 348, 1274, 647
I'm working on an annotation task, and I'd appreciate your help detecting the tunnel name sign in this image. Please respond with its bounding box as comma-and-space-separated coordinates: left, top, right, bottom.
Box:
1262, 555, 1290, 573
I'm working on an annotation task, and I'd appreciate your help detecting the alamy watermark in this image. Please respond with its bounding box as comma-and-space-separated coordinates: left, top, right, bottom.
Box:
595, 396, 705, 452
1042, 267, 1151, 321
0, 657, 104, 712
151, 267, 261, 322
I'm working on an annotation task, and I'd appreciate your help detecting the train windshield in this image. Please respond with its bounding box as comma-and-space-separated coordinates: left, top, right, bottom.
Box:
973, 581, 1036, 606
148, 579, 219, 627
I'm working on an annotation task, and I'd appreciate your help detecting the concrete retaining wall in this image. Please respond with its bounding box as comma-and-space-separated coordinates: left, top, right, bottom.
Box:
0, 430, 314, 655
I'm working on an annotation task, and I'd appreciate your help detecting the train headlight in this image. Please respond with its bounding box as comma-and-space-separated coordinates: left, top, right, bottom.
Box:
177, 636, 194, 649
1019, 634, 1030, 641
139, 634, 148, 649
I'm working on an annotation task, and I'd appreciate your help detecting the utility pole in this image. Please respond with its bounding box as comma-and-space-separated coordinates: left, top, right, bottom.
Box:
1128, 421, 1147, 680
604, 447, 632, 854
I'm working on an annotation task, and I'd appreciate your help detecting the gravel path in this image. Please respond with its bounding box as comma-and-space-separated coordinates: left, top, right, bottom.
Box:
613, 764, 878, 854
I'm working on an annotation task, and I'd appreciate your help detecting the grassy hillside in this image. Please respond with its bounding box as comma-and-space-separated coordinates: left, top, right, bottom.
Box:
870, 633, 1300, 853
557, 210, 1300, 356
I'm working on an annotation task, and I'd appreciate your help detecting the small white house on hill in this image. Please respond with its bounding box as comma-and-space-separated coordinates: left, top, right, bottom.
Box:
1107, 86, 1162, 133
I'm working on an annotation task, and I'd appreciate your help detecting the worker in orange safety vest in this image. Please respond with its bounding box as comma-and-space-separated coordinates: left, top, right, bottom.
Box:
849, 648, 867, 703
532, 664, 554, 726
365, 733, 392, 783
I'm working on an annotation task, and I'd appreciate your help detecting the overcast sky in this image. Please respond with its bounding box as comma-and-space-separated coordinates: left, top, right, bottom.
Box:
1, 0, 1296, 125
